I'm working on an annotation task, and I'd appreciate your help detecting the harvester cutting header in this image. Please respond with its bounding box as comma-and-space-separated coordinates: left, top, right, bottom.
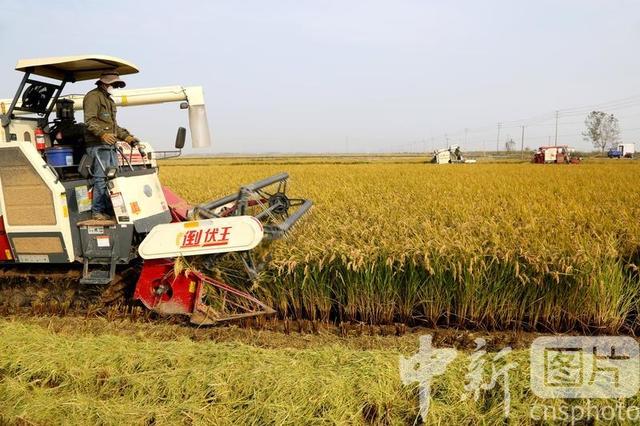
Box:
0, 55, 312, 324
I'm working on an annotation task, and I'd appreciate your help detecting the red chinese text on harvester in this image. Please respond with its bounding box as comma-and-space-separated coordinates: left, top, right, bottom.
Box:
180, 226, 232, 248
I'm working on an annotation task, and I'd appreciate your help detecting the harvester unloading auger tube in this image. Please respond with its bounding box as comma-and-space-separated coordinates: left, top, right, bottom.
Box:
0, 55, 312, 325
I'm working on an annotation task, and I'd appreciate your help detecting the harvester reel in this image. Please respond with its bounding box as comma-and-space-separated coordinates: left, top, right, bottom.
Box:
191, 172, 312, 240
268, 192, 290, 215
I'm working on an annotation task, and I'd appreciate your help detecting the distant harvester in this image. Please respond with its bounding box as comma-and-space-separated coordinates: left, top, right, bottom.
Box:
430, 144, 476, 164
532, 145, 580, 164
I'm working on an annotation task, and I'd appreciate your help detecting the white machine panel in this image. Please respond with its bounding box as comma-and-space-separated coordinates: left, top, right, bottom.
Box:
619, 143, 635, 156
138, 216, 264, 259
544, 148, 558, 162
109, 173, 168, 223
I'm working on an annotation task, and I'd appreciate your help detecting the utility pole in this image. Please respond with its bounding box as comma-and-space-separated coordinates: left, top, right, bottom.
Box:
496, 122, 502, 154
464, 128, 468, 147
520, 125, 525, 160
554, 110, 559, 146
445, 133, 449, 148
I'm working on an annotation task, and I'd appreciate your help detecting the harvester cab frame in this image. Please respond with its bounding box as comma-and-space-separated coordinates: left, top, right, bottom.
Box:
1, 69, 65, 136
0, 55, 312, 324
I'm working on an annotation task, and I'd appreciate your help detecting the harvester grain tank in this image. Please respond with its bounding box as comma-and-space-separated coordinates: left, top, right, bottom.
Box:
532, 145, 580, 164
0, 55, 312, 324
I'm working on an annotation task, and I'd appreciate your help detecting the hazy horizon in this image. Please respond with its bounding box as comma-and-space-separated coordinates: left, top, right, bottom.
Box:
2, 0, 639, 154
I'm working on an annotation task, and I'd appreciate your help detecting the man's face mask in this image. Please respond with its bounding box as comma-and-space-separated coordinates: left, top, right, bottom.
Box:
106, 85, 115, 96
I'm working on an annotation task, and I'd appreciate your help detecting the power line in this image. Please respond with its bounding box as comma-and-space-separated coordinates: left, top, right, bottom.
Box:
557, 95, 640, 114
380, 93, 640, 153
437, 94, 640, 151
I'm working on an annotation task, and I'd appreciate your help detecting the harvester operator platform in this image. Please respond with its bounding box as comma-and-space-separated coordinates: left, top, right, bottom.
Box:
83, 71, 139, 220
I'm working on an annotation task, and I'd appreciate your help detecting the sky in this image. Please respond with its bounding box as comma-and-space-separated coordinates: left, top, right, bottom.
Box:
1, 0, 640, 154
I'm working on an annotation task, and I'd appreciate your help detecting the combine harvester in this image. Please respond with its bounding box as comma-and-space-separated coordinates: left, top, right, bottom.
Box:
532, 145, 580, 164
0, 55, 312, 324
430, 144, 476, 164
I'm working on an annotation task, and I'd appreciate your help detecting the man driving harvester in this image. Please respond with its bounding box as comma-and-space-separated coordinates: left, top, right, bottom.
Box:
83, 71, 139, 220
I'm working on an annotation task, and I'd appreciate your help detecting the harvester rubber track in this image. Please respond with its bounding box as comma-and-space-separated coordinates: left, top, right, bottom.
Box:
0, 265, 139, 317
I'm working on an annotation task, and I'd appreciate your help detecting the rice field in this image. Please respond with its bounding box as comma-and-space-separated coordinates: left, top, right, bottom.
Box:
160, 157, 640, 333
2, 157, 640, 425
4, 316, 638, 426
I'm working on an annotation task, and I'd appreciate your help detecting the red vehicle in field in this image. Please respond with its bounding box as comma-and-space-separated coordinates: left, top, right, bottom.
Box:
532, 145, 580, 164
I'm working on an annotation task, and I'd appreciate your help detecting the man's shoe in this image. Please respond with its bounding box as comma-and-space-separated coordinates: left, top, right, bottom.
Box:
92, 212, 113, 220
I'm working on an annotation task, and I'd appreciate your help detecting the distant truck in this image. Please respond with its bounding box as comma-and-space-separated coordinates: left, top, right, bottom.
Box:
532, 145, 580, 164
607, 143, 635, 159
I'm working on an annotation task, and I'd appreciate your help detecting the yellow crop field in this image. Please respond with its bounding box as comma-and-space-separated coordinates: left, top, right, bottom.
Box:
2, 158, 640, 426
160, 158, 640, 332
